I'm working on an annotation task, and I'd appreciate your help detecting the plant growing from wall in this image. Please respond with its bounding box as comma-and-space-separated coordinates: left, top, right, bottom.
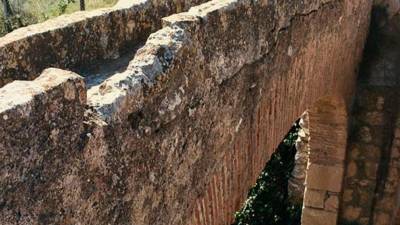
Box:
233, 122, 301, 225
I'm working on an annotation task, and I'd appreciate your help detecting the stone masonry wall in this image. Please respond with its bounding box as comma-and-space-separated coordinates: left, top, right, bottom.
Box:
372, 116, 400, 225
0, 69, 86, 224
0, 0, 372, 225
340, 10, 400, 225
301, 97, 348, 225
0, 0, 207, 87
370, 15, 400, 225
340, 86, 397, 225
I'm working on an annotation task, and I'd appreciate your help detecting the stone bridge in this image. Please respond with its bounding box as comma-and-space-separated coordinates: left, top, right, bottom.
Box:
0, 0, 399, 225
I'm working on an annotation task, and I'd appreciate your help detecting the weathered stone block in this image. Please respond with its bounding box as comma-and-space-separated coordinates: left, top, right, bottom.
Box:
343, 206, 362, 221
374, 212, 391, 225
302, 207, 337, 225
359, 191, 374, 205
364, 145, 381, 159
306, 163, 344, 192
363, 111, 385, 126
350, 144, 361, 159
347, 160, 358, 177
364, 162, 378, 179
324, 194, 339, 212
359, 126, 373, 143
304, 188, 326, 209
343, 189, 354, 202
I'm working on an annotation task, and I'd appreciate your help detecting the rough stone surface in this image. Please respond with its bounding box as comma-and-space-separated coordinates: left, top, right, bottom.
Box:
0, 0, 373, 224
340, 10, 400, 225
375, 0, 400, 18
306, 164, 344, 192
0, 68, 86, 224
344, 206, 363, 221
288, 111, 309, 204
0, 0, 207, 88
302, 207, 337, 225
301, 95, 349, 225
325, 194, 339, 212
304, 189, 326, 209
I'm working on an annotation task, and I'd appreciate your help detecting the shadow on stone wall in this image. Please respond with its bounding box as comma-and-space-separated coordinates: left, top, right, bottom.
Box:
340, 5, 400, 225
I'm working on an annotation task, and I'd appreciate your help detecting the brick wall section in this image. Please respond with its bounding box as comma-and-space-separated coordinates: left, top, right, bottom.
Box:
184, 2, 371, 225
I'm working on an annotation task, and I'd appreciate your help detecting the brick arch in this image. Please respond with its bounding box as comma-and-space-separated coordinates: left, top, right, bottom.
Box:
301, 96, 348, 225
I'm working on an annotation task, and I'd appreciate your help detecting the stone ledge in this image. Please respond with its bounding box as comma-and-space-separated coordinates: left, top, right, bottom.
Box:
0, 68, 86, 117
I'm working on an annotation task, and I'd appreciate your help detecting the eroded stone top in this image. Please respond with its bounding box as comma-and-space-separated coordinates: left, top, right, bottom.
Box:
0, 68, 85, 118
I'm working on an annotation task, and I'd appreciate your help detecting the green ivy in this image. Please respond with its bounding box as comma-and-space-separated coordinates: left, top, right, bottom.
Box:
233, 122, 301, 225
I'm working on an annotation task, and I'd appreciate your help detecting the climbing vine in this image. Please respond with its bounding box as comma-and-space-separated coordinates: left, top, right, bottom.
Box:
233, 122, 302, 225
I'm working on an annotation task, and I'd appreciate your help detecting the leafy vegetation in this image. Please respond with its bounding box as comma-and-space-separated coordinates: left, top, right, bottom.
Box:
233, 122, 302, 225
0, 0, 117, 36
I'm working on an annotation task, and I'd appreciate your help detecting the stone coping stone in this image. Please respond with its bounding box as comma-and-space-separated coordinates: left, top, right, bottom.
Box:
87, 0, 331, 123
0, 68, 85, 119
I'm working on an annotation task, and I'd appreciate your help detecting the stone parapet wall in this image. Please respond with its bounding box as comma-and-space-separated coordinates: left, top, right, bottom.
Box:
88, 0, 284, 122
0, 68, 86, 224
0, 0, 207, 87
